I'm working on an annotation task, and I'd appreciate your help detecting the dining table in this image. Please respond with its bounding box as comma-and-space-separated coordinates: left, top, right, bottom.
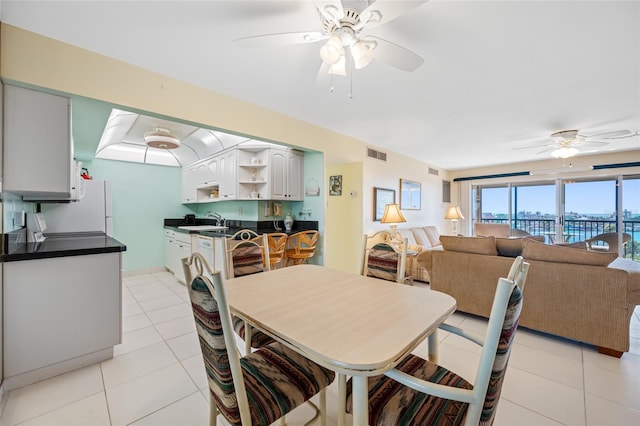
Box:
225, 264, 457, 426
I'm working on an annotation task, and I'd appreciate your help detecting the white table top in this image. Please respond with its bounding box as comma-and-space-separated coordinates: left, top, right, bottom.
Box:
225, 264, 456, 375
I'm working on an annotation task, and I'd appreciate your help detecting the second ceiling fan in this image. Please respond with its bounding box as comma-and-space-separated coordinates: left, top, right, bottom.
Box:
233, 1, 427, 76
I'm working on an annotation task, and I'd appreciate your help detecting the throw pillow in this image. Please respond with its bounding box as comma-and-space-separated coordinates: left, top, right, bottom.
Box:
412, 228, 433, 248
396, 228, 418, 246
423, 226, 442, 247
522, 238, 617, 266
441, 235, 498, 256
496, 237, 523, 257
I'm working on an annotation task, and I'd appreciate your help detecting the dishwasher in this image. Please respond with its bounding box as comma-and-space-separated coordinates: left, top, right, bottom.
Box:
192, 234, 215, 271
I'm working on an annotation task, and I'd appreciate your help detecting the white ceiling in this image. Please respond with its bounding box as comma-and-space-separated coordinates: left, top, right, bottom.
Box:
2, 0, 639, 170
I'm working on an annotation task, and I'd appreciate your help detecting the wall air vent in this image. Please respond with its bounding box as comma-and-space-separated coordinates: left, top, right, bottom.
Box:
428, 167, 439, 176
367, 147, 387, 162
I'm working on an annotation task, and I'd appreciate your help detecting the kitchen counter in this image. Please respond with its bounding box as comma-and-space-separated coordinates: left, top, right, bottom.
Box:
164, 218, 318, 238
2, 233, 127, 262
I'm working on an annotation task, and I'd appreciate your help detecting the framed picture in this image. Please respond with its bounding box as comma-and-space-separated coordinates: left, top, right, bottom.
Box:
400, 178, 421, 210
329, 175, 342, 196
373, 187, 396, 221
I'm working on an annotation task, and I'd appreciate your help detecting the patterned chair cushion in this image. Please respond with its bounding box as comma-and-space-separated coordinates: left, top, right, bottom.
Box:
345, 283, 523, 425
346, 355, 473, 425
367, 243, 400, 282
232, 315, 275, 348
188, 276, 335, 426
423, 226, 442, 247
232, 242, 265, 277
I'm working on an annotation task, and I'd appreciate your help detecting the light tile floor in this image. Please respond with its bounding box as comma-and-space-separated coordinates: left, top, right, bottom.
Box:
2, 270, 640, 425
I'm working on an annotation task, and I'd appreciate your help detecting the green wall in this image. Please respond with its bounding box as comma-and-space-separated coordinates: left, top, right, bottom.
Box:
86, 158, 193, 272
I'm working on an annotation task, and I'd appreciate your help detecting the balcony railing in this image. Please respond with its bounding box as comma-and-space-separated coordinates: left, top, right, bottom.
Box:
478, 218, 640, 261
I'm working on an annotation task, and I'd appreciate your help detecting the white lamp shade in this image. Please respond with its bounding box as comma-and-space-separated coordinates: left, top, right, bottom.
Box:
320, 36, 343, 65
381, 203, 406, 224
444, 206, 464, 220
351, 40, 373, 69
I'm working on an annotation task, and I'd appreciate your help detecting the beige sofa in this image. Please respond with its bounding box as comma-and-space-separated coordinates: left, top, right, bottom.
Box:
394, 226, 443, 282
417, 235, 640, 356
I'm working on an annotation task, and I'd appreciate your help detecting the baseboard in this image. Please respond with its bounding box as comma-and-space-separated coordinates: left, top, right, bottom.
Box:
2, 348, 113, 392
122, 266, 168, 277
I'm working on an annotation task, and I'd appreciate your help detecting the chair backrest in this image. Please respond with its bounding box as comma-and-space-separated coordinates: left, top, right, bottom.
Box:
361, 231, 408, 284
265, 232, 288, 264
586, 232, 632, 253
224, 229, 270, 279
475, 223, 510, 238
510, 228, 531, 237
470, 255, 529, 425
286, 230, 319, 255
185, 253, 251, 425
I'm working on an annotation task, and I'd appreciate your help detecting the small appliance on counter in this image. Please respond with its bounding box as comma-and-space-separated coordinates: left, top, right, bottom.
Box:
26, 212, 47, 242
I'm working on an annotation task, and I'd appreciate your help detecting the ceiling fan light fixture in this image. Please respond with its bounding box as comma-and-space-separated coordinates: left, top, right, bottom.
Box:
550, 146, 579, 159
328, 53, 346, 76
144, 128, 180, 150
351, 40, 373, 69
320, 35, 343, 64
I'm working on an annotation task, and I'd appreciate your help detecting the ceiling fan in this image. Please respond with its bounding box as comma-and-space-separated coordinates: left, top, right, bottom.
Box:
233, 1, 427, 76
514, 129, 636, 159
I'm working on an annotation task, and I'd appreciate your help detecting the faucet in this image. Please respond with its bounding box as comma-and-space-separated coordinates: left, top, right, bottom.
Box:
210, 212, 224, 227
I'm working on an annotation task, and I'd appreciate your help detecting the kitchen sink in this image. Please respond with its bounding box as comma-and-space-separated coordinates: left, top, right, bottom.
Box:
177, 225, 228, 231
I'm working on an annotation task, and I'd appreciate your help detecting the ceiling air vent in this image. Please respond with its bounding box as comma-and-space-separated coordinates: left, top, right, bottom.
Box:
367, 147, 387, 162
428, 167, 439, 176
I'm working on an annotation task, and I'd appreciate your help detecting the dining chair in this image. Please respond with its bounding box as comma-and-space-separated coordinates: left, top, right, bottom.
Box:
361, 231, 412, 285
345, 255, 530, 426
586, 232, 631, 253
285, 230, 319, 266
184, 253, 335, 426
265, 232, 288, 269
223, 229, 274, 355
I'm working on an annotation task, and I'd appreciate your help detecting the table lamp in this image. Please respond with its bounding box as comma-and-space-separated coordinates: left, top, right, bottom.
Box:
381, 203, 406, 234
444, 206, 464, 235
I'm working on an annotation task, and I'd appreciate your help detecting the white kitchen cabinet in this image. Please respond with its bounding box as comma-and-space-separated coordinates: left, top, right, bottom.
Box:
181, 166, 198, 203
269, 148, 304, 200
3, 253, 122, 385
218, 149, 237, 199
164, 229, 191, 283
3, 85, 74, 197
236, 148, 269, 199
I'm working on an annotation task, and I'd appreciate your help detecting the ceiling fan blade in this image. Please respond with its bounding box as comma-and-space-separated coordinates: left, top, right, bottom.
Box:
314, 1, 344, 23
233, 31, 326, 48
358, 0, 429, 30
511, 142, 553, 151
579, 141, 609, 148
536, 147, 557, 155
586, 130, 633, 139
365, 36, 424, 71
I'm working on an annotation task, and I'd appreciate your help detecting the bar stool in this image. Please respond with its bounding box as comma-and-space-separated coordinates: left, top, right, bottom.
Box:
265, 232, 288, 269
285, 230, 319, 266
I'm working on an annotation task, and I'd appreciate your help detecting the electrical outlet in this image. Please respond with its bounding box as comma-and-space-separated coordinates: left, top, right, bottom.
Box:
237, 207, 243, 215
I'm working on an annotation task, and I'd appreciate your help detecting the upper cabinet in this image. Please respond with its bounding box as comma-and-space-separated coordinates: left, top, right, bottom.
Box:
3, 85, 76, 198
269, 148, 303, 201
180, 144, 303, 203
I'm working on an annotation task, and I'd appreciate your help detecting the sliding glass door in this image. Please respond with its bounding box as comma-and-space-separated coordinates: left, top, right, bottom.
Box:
473, 174, 639, 259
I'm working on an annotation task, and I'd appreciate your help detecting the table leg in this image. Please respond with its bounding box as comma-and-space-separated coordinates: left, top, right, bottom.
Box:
337, 374, 346, 426
428, 329, 439, 364
352, 376, 368, 426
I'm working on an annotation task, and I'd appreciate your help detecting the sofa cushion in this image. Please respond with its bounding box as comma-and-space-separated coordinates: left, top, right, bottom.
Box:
423, 226, 441, 247
474, 223, 510, 238
495, 237, 523, 257
412, 227, 434, 248
396, 228, 418, 246
440, 235, 498, 256
522, 238, 617, 266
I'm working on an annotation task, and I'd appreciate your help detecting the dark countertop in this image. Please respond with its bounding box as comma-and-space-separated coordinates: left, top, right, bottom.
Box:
164, 218, 319, 238
3, 233, 127, 262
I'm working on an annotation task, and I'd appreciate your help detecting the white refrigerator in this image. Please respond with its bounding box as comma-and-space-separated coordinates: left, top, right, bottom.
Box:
41, 180, 113, 235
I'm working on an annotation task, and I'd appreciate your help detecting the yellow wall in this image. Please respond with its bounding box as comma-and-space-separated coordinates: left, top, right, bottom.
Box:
0, 24, 447, 272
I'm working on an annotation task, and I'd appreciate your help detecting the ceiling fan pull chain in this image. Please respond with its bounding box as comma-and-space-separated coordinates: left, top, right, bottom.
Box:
348, 52, 353, 99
